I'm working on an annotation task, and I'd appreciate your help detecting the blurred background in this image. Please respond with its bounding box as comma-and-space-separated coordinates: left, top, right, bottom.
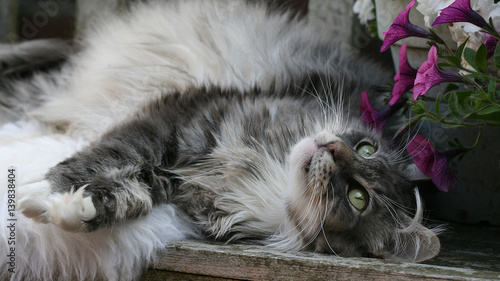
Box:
0, 0, 388, 62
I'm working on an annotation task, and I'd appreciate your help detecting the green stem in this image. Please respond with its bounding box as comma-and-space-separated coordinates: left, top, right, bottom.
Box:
431, 29, 454, 56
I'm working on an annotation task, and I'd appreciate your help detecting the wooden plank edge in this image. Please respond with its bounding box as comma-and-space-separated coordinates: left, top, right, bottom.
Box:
147, 240, 500, 281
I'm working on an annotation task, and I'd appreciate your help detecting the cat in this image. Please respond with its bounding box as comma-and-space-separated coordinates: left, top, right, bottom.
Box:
0, 0, 441, 280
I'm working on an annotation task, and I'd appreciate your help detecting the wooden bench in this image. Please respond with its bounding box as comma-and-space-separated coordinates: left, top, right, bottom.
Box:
141, 224, 500, 280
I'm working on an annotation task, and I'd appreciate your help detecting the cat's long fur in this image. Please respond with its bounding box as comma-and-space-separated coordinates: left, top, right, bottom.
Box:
0, 1, 440, 280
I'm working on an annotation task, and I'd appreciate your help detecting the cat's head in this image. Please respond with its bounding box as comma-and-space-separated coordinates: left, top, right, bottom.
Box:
285, 126, 440, 262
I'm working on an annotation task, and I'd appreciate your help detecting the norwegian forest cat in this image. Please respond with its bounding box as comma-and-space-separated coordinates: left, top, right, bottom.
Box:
0, 0, 440, 280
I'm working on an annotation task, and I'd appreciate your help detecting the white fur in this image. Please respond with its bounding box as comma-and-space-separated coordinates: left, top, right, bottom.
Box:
27, 0, 339, 140
19, 183, 97, 231
172, 135, 291, 239
0, 120, 200, 280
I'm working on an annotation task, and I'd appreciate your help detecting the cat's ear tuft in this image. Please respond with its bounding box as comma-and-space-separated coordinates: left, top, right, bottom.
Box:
404, 164, 431, 182
386, 224, 441, 262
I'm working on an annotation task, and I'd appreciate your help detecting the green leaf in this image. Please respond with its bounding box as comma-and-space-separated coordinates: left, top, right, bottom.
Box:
476, 105, 500, 115
447, 91, 461, 118
474, 99, 484, 111
421, 116, 440, 123
435, 94, 441, 118
456, 91, 477, 115
411, 100, 428, 114
441, 115, 464, 128
467, 105, 500, 124
445, 83, 460, 93
441, 56, 461, 67
475, 44, 487, 73
448, 130, 481, 151
464, 72, 489, 79
456, 39, 468, 59
445, 90, 479, 117
494, 43, 500, 69
464, 47, 478, 71
471, 92, 490, 102
488, 79, 497, 100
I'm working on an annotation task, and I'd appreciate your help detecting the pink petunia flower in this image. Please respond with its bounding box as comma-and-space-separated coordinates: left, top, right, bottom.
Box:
432, 0, 490, 31
389, 43, 418, 105
360, 91, 404, 132
407, 134, 462, 192
380, 0, 434, 52
413, 46, 462, 100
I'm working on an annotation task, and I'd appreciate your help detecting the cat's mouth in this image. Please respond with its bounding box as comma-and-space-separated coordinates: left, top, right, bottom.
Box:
304, 162, 311, 174
288, 137, 340, 189
304, 145, 337, 181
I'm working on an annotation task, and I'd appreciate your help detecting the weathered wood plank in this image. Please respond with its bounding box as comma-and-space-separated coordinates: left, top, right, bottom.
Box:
148, 240, 500, 281
142, 269, 235, 281
427, 224, 500, 273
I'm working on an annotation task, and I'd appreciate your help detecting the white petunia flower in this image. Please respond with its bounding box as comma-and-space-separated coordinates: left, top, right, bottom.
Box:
353, 0, 376, 25
473, 0, 499, 18
449, 0, 500, 49
416, 0, 455, 28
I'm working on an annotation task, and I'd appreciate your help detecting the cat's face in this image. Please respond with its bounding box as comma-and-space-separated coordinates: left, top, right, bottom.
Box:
286, 127, 440, 262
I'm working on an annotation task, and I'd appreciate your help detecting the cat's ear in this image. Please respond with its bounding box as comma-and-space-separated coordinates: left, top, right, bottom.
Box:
386, 224, 441, 262
404, 164, 431, 182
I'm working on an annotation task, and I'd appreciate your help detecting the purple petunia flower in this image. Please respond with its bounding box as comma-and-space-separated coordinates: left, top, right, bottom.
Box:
484, 34, 500, 59
432, 0, 490, 31
389, 43, 418, 105
407, 134, 462, 192
380, 0, 434, 52
360, 91, 404, 131
413, 46, 463, 100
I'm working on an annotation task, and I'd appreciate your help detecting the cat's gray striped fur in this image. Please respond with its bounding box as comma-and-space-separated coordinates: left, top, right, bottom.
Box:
0, 0, 440, 280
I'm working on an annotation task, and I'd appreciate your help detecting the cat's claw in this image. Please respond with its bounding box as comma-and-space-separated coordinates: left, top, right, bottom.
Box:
19, 181, 96, 231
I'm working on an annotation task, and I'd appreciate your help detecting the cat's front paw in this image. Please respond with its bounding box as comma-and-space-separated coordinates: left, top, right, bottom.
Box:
19, 181, 97, 231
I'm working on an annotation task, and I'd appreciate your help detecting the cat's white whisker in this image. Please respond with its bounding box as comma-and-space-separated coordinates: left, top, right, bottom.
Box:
320, 189, 340, 257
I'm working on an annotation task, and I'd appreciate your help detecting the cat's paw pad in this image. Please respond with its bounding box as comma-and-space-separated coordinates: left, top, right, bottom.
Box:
19, 183, 96, 231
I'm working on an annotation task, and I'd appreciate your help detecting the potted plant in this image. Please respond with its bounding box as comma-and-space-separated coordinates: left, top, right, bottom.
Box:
354, 0, 500, 225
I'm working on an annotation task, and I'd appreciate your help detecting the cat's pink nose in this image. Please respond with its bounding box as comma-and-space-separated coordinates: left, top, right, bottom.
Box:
326, 142, 338, 153
324, 141, 353, 165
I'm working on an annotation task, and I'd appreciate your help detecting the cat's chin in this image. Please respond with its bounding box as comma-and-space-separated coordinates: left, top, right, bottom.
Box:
287, 137, 316, 196
287, 132, 341, 193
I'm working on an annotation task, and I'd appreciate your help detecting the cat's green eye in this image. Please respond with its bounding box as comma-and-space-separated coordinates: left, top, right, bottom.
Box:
348, 188, 368, 211
357, 143, 376, 157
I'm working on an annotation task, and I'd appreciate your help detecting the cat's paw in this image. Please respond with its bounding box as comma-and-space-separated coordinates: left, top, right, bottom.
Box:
19, 181, 96, 231
48, 185, 97, 231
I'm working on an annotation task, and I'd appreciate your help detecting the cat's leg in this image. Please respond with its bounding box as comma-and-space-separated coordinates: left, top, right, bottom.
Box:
19, 166, 157, 231
18, 122, 177, 232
